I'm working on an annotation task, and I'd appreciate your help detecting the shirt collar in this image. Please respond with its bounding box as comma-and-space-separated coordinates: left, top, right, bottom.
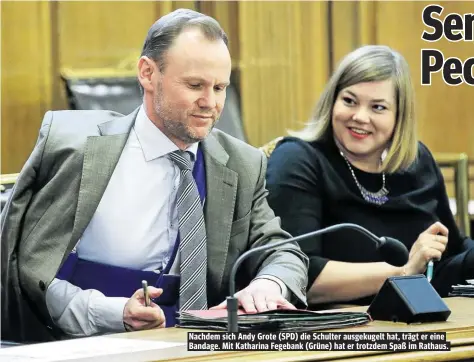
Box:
134, 106, 199, 162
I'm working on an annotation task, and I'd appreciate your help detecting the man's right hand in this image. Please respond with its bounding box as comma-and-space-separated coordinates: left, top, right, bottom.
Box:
404, 222, 448, 275
123, 287, 166, 331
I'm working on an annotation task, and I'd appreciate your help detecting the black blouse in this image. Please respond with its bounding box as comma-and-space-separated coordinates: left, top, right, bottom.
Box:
266, 137, 474, 303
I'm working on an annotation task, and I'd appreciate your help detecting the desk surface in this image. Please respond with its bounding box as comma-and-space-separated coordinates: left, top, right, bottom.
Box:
3, 297, 473, 362
106, 297, 474, 362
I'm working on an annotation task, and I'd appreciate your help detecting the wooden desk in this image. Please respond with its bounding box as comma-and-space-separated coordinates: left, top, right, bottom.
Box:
3, 298, 473, 361
104, 297, 474, 362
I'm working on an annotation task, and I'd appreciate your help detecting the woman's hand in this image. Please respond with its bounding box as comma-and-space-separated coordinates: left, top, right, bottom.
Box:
404, 222, 448, 275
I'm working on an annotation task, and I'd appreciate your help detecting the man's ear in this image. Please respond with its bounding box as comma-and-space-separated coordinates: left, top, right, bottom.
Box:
137, 56, 158, 92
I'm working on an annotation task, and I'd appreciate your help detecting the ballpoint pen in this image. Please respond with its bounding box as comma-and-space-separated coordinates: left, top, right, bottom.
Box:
426, 260, 434, 283
142, 280, 150, 307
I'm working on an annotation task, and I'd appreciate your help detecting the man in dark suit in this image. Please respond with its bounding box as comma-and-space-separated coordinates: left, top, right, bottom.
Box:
1, 9, 308, 342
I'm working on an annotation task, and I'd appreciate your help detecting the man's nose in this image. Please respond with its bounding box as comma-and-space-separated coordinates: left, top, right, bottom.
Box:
197, 89, 217, 109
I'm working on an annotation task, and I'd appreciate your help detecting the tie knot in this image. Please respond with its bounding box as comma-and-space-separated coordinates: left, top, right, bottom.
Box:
169, 150, 193, 171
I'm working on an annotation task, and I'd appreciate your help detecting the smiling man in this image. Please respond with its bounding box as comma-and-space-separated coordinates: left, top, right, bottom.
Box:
1, 9, 308, 343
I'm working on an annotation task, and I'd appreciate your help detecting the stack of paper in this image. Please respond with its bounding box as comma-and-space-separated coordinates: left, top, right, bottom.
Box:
0, 336, 185, 361
449, 279, 474, 297
177, 308, 371, 331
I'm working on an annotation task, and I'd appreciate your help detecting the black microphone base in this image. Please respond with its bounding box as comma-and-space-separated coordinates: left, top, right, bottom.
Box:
227, 296, 239, 332
367, 275, 451, 323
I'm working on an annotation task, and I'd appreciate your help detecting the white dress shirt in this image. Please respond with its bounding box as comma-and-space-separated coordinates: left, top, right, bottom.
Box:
46, 107, 286, 337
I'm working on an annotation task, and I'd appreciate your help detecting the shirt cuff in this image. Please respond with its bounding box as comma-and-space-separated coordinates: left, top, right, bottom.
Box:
253, 274, 290, 299
90, 297, 128, 333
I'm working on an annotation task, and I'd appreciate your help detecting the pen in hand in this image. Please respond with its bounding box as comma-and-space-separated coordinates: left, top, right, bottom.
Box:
426, 260, 434, 283
142, 280, 150, 307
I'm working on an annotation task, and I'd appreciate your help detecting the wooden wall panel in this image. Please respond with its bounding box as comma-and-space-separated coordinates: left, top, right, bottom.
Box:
1, 1, 164, 174
330, 1, 358, 71
2, 0, 472, 174
199, 1, 240, 64
238, 1, 329, 147
172, 1, 196, 12
1, 2, 53, 174
358, 1, 376, 45
57, 1, 158, 69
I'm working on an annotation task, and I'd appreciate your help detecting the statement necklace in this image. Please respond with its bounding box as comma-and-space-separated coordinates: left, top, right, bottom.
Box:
340, 151, 389, 205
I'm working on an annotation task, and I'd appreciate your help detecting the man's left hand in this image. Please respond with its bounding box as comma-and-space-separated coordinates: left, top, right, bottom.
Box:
210, 279, 296, 313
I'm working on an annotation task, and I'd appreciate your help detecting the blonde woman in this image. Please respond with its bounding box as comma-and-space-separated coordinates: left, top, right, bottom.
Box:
266, 45, 474, 306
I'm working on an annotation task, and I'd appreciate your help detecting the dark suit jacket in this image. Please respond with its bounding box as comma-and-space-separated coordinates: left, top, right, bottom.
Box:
1, 108, 308, 342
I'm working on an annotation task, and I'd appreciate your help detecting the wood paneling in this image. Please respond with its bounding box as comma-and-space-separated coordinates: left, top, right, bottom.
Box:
358, 1, 377, 45
172, 1, 196, 12
1, 1, 473, 174
330, 1, 358, 71
1, 1, 53, 173
1, 1, 162, 173
198, 1, 240, 65
238, 1, 329, 146
57, 2, 157, 69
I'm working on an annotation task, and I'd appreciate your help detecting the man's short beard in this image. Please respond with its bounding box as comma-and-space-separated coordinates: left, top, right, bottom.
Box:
162, 117, 212, 144
153, 92, 215, 145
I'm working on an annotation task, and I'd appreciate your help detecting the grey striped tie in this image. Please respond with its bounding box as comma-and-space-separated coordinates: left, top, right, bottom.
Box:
169, 150, 208, 310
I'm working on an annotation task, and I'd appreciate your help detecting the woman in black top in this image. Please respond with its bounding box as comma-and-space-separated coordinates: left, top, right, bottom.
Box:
266, 45, 474, 306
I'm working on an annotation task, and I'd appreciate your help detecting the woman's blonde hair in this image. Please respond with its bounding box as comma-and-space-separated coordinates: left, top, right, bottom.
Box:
289, 45, 418, 173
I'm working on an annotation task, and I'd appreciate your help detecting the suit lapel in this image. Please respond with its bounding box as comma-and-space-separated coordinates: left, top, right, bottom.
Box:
69, 109, 138, 249
202, 134, 238, 292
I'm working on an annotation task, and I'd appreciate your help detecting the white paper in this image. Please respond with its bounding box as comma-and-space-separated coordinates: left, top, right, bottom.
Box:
0, 336, 185, 361
466, 279, 474, 285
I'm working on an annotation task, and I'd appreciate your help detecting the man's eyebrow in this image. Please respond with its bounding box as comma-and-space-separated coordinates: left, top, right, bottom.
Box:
182, 77, 230, 86
182, 76, 207, 83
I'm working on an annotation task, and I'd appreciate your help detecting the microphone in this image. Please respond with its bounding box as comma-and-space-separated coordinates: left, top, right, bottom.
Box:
226, 223, 409, 332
